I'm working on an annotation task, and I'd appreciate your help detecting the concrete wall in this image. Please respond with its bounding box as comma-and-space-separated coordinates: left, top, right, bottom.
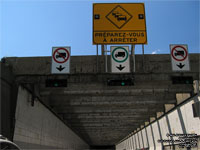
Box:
13, 86, 89, 149
2, 55, 199, 147
0, 61, 18, 140
116, 94, 200, 150
4, 54, 199, 78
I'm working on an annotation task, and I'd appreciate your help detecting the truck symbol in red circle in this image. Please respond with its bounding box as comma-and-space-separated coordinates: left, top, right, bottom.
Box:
56, 53, 66, 59
171, 45, 188, 61
53, 48, 70, 63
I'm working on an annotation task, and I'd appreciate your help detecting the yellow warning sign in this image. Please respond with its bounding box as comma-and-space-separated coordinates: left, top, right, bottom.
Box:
93, 3, 147, 44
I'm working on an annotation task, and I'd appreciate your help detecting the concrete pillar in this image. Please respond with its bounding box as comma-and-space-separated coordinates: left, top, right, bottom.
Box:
0, 61, 18, 141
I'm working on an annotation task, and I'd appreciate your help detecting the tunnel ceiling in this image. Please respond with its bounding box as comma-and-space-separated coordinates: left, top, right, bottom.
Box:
4, 55, 199, 146
39, 77, 194, 145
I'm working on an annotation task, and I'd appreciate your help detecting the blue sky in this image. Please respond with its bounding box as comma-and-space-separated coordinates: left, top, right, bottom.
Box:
0, 0, 199, 58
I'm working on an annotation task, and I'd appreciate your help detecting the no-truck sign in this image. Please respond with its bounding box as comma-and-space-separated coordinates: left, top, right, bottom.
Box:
51, 47, 70, 74
170, 44, 190, 71
53, 48, 70, 63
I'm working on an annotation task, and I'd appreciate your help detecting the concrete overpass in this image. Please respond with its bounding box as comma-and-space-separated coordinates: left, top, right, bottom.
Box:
1, 54, 199, 149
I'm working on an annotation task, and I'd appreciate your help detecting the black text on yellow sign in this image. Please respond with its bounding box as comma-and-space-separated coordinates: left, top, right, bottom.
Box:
93, 3, 147, 44
94, 31, 147, 44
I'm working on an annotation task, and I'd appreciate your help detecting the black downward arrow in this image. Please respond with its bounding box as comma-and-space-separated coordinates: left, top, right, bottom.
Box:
56, 65, 65, 71
116, 64, 125, 71
176, 63, 185, 69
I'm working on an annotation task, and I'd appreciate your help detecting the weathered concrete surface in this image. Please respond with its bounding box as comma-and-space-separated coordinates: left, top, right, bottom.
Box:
116, 95, 200, 150
0, 62, 18, 140
13, 86, 89, 149
3, 54, 199, 75
2, 54, 199, 146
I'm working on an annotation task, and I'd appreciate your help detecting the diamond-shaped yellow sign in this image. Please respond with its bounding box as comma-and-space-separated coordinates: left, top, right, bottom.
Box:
93, 3, 147, 44
106, 5, 132, 29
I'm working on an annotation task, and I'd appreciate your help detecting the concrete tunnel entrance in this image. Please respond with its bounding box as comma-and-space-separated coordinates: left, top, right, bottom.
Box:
1, 54, 200, 149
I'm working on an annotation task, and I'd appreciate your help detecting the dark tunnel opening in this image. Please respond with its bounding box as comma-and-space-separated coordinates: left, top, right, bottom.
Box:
90, 145, 115, 150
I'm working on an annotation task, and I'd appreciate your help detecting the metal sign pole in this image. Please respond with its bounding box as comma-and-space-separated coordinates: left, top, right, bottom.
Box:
131, 45, 135, 72
105, 45, 108, 73
102, 44, 105, 56
96, 44, 98, 73
142, 44, 145, 72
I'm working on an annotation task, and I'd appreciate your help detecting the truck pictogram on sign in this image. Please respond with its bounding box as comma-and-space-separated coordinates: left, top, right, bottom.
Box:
174, 50, 184, 56
111, 46, 130, 73
51, 47, 70, 74
171, 45, 188, 61
115, 52, 125, 58
170, 44, 190, 71
56, 53, 66, 59
106, 5, 132, 29
53, 48, 70, 63
112, 12, 127, 21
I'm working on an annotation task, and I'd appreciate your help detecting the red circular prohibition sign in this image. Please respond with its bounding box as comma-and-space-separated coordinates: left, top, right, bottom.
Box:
171, 45, 188, 61
53, 48, 70, 63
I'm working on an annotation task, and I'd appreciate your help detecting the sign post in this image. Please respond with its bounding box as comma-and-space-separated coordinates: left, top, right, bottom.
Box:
51, 47, 70, 74
170, 44, 190, 71
111, 46, 130, 73
93, 3, 147, 44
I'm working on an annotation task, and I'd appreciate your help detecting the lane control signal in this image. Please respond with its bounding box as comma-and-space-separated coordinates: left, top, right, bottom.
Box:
171, 76, 193, 84
107, 78, 134, 86
45, 79, 67, 87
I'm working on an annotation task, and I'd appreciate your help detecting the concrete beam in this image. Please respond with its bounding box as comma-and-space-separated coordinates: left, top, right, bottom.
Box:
74, 126, 140, 131
52, 104, 165, 111
70, 123, 139, 127
150, 117, 156, 122
66, 118, 147, 124
53, 107, 163, 114
157, 112, 164, 118
39, 86, 193, 96
47, 95, 176, 106
145, 122, 149, 126
176, 93, 191, 104
62, 113, 156, 119
75, 127, 137, 130
4, 54, 199, 75
165, 104, 175, 112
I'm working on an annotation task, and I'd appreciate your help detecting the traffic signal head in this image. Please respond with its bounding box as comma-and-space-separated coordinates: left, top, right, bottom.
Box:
45, 79, 67, 87
171, 76, 193, 84
107, 78, 134, 86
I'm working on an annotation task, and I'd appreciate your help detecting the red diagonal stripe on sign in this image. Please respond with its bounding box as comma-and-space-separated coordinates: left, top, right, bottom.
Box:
174, 49, 184, 58
56, 51, 66, 60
